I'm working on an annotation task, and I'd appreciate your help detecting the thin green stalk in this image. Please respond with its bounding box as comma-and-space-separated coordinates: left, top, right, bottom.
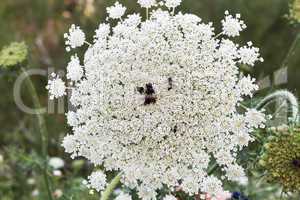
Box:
100, 173, 122, 200
280, 31, 300, 68
21, 67, 53, 200
207, 162, 218, 175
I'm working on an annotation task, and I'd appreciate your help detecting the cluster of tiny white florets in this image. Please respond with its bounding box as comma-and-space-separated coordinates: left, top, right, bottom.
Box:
106, 1, 127, 19
138, 0, 157, 8
46, 73, 66, 100
165, 0, 182, 9
222, 11, 246, 37
116, 192, 132, 200
48, 0, 266, 199
163, 195, 177, 200
66, 55, 83, 81
64, 24, 86, 52
83, 171, 107, 192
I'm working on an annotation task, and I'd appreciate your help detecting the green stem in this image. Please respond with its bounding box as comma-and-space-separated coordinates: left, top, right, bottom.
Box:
100, 173, 122, 200
280, 31, 300, 69
21, 67, 53, 200
207, 162, 218, 175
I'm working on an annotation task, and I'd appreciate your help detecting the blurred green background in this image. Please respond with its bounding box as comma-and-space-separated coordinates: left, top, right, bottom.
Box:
0, 0, 299, 199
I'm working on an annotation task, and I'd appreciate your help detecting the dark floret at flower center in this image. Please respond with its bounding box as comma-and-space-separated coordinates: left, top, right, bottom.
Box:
292, 158, 300, 168
145, 83, 155, 95
137, 83, 157, 105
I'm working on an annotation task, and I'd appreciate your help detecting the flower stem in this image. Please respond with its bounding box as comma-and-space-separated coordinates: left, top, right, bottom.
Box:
100, 173, 122, 200
280, 31, 300, 68
21, 67, 53, 200
208, 162, 218, 175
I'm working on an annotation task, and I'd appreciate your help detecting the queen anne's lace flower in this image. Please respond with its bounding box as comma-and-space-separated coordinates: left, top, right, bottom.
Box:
115, 192, 132, 200
222, 11, 246, 37
238, 42, 264, 66
67, 55, 83, 81
46, 73, 66, 99
107, 2, 126, 19
163, 195, 177, 200
48, 1, 265, 198
165, 0, 182, 8
64, 25, 86, 51
84, 171, 107, 192
138, 0, 156, 8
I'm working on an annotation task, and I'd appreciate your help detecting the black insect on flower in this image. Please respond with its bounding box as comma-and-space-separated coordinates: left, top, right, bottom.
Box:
145, 83, 155, 95
168, 77, 173, 90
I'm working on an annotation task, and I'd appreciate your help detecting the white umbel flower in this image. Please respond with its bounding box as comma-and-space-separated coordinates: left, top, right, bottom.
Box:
84, 171, 107, 192
64, 24, 86, 51
67, 55, 83, 81
46, 73, 66, 99
165, 0, 182, 9
55, 1, 265, 198
163, 195, 177, 200
48, 157, 65, 169
225, 164, 247, 183
138, 0, 156, 8
107, 2, 126, 19
115, 192, 132, 200
222, 11, 246, 37
238, 42, 263, 66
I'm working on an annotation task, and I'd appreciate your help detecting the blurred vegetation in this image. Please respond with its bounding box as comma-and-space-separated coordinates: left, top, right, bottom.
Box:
0, 0, 299, 199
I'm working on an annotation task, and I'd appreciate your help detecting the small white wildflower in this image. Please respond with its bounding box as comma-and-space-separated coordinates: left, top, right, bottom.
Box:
107, 2, 126, 19
64, 24, 86, 51
124, 13, 142, 27
94, 23, 111, 41
0, 154, 3, 163
225, 164, 246, 183
32, 189, 39, 197
67, 55, 83, 81
115, 192, 132, 200
62, 134, 77, 154
53, 170, 63, 177
236, 75, 258, 97
138, 0, 156, 8
46, 73, 66, 99
66, 111, 79, 127
238, 43, 263, 66
85, 171, 107, 192
27, 178, 36, 185
222, 11, 246, 37
245, 108, 266, 128
163, 194, 177, 200
53, 189, 63, 198
201, 176, 223, 197
49, 157, 65, 169
165, 0, 182, 9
